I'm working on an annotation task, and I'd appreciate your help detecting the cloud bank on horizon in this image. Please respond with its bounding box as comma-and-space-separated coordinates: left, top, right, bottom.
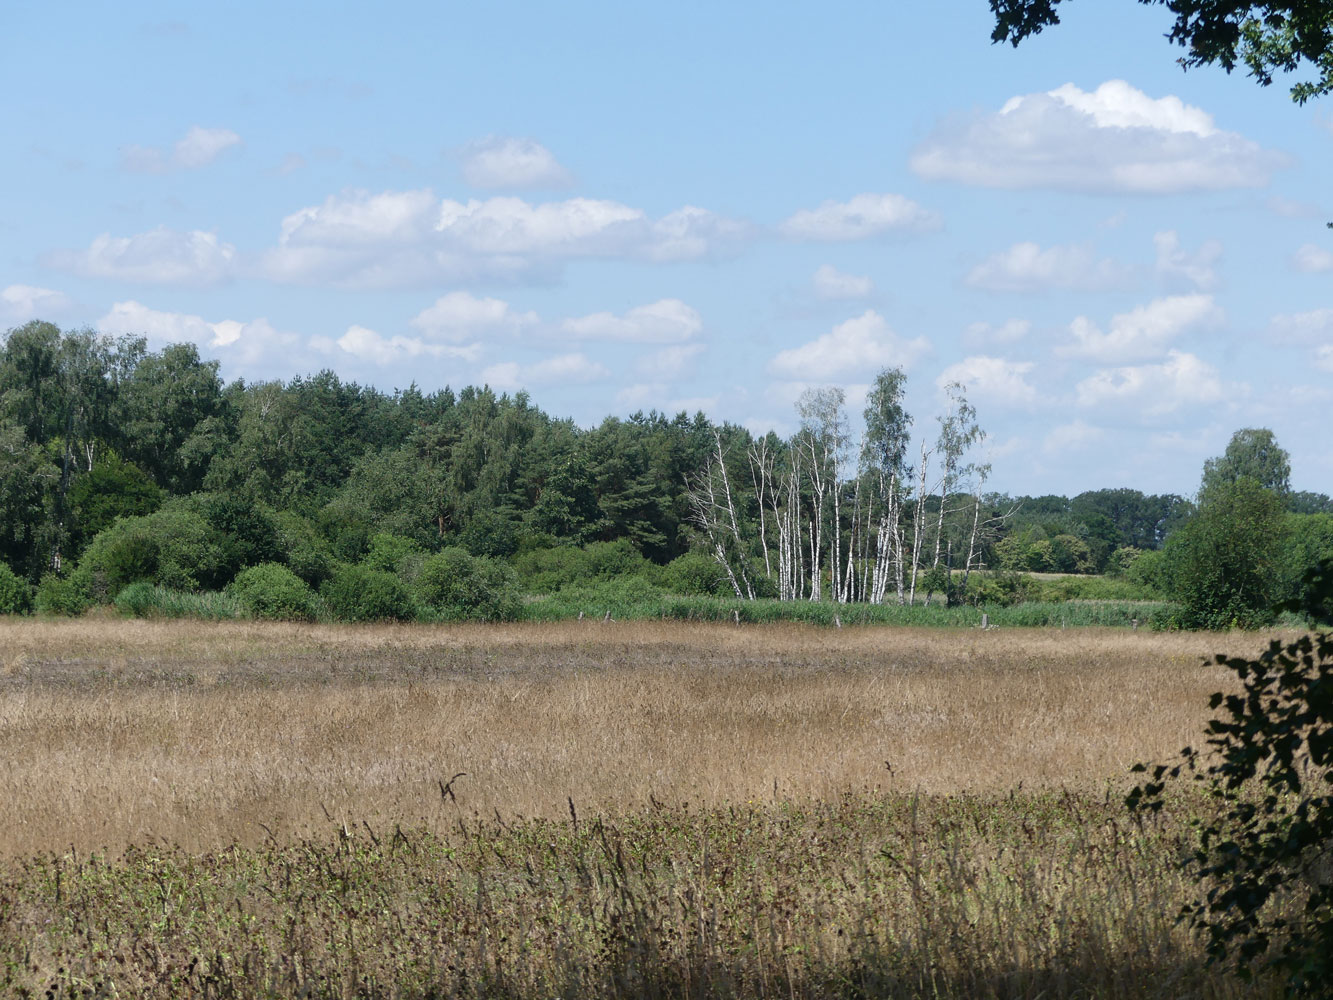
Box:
2, 3, 1330, 497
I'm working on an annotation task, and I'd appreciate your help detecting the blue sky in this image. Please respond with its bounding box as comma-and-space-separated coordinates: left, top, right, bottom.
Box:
3, 1, 1330, 497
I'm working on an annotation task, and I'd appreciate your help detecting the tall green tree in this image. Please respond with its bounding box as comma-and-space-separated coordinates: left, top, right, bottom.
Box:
1200, 427, 1292, 504
1164, 477, 1286, 628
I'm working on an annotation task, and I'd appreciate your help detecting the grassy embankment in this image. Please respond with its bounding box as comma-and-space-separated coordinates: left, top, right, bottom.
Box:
0, 620, 1286, 998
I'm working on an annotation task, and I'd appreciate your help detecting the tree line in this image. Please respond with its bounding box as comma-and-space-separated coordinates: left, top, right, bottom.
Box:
1, 320, 1328, 620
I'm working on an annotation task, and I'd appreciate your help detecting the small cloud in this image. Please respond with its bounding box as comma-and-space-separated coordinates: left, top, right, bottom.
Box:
98, 300, 292, 366
634, 344, 704, 379
781, 193, 939, 241
1267, 196, 1322, 219
1, 284, 74, 324
1293, 243, 1333, 273
313, 324, 480, 366
1058, 294, 1222, 364
767, 310, 929, 381
963, 319, 1030, 348
1153, 230, 1222, 290
1043, 420, 1105, 456
409, 291, 537, 343
912, 79, 1284, 193
122, 126, 241, 173
276, 152, 307, 175
935, 355, 1038, 409
1268, 307, 1333, 344
812, 264, 874, 300
1075, 350, 1230, 417
480, 353, 610, 389
965, 241, 1129, 293
460, 136, 573, 190
47, 226, 236, 286
562, 299, 702, 343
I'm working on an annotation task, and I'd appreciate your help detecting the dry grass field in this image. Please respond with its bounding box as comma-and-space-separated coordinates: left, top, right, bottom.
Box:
0, 618, 1292, 998
0, 617, 1270, 855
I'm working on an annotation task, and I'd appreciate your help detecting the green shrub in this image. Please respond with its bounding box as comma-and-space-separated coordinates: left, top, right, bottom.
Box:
34, 574, 89, 616
321, 564, 416, 622
417, 547, 521, 621
273, 512, 334, 587
362, 533, 423, 574
656, 551, 732, 596
0, 562, 33, 614
512, 538, 649, 594
74, 508, 227, 601
228, 563, 318, 621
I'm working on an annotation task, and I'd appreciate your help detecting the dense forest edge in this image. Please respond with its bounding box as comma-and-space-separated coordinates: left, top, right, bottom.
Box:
1, 320, 1329, 629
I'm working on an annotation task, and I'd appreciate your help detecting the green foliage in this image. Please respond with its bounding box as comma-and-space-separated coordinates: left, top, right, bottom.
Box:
320, 564, 416, 622
228, 563, 318, 621
362, 532, 423, 573
1128, 564, 1333, 994
990, 1, 1333, 103
512, 538, 651, 594
74, 508, 227, 601
0, 420, 58, 580
34, 573, 89, 616
1164, 479, 1286, 629
458, 508, 519, 558
1104, 546, 1144, 578
0, 562, 32, 614
273, 511, 334, 586
1200, 427, 1292, 504
66, 453, 162, 557
656, 551, 733, 596
416, 547, 521, 621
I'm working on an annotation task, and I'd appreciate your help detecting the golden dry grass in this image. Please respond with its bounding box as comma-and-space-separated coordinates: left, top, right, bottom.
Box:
0, 617, 1277, 855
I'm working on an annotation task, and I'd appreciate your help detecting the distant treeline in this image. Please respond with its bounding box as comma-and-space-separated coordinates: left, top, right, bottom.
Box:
1, 321, 1329, 625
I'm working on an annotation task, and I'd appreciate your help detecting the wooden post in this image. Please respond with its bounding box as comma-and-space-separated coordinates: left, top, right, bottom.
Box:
981, 613, 989, 630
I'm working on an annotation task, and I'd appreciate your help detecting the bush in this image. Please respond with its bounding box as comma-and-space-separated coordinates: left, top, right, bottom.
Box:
656, 551, 733, 596
512, 538, 649, 594
74, 508, 228, 601
321, 564, 416, 622
362, 533, 423, 574
417, 547, 521, 621
274, 511, 335, 586
228, 563, 318, 621
1128, 561, 1333, 993
34, 574, 89, 616
1164, 479, 1285, 629
0, 562, 33, 614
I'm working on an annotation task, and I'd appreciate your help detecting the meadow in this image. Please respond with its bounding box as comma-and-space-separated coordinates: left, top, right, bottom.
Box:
0, 618, 1289, 997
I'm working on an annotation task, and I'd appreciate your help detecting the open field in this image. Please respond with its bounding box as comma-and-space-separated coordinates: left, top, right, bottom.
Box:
0, 617, 1274, 855
0, 619, 1292, 997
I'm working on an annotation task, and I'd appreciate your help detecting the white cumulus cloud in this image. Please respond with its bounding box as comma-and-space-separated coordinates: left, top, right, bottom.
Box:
1154, 230, 1222, 289
911, 79, 1283, 193
260, 190, 747, 287
781, 193, 939, 241
1058, 294, 1222, 364
1293, 243, 1333, 272
122, 126, 242, 172
965, 241, 1129, 292
481, 353, 610, 389
1075, 350, 1229, 417
460, 136, 572, 190
813, 264, 874, 300
409, 291, 537, 343
313, 325, 481, 366
97, 300, 289, 366
1043, 420, 1105, 456
634, 344, 705, 379
1, 285, 74, 324
49, 227, 236, 285
562, 299, 702, 343
935, 355, 1037, 408
767, 310, 930, 381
